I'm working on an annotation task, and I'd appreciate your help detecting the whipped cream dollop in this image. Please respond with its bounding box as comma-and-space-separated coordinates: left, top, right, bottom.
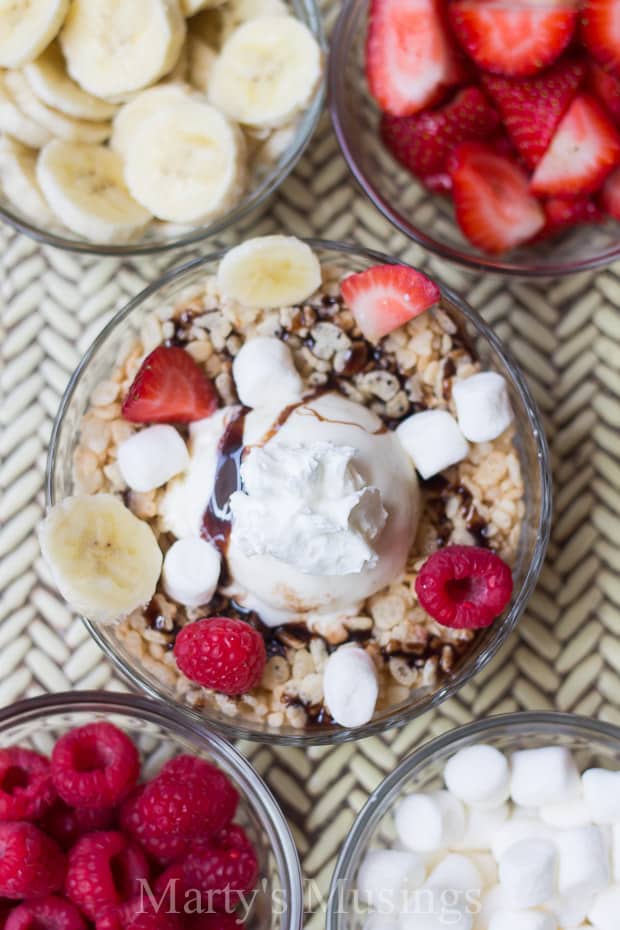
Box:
229, 440, 388, 576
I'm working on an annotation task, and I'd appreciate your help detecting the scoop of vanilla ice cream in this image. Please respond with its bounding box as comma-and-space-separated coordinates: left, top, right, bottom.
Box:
226, 392, 420, 622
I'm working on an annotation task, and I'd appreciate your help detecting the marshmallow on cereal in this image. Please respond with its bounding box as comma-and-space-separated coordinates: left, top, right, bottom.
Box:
510, 747, 580, 807
444, 745, 510, 809
358, 849, 426, 910
453, 372, 513, 443
232, 336, 304, 408
117, 425, 189, 493
323, 645, 378, 729
582, 768, 620, 824
396, 410, 468, 480
395, 791, 465, 853
498, 838, 558, 907
162, 537, 221, 608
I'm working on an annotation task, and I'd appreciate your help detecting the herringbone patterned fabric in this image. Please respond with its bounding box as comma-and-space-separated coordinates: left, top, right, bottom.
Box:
3, 3, 620, 924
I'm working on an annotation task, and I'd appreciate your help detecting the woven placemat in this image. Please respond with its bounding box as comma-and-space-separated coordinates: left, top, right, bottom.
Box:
3, 3, 620, 924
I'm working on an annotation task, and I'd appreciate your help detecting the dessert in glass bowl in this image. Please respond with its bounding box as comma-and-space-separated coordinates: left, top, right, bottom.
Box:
44, 237, 550, 742
327, 713, 620, 930
0, 0, 323, 253
0, 691, 302, 930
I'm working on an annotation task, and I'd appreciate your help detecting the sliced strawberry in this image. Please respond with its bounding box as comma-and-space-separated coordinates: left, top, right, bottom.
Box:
448, 0, 578, 78
450, 142, 545, 254
122, 346, 219, 424
380, 86, 499, 182
366, 0, 462, 116
600, 165, 620, 218
531, 93, 620, 197
340, 265, 441, 342
483, 58, 586, 170
541, 196, 603, 236
589, 61, 620, 120
582, 0, 620, 78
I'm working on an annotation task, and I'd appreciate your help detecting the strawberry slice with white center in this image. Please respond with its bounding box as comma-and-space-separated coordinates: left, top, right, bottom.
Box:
582, 0, 620, 78
340, 265, 441, 343
366, 0, 462, 117
450, 142, 545, 254
531, 93, 620, 196
483, 57, 586, 170
449, 0, 578, 78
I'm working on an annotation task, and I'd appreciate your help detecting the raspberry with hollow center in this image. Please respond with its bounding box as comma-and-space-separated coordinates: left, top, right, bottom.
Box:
415, 545, 513, 629
0, 747, 56, 821
95, 897, 181, 930
0, 822, 66, 899
5, 895, 87, 930
42, 801, 117, 849
65, 830, 150, 921
181, 825, 258, 911
51, 723, 140, 809
173, 617, 266, 695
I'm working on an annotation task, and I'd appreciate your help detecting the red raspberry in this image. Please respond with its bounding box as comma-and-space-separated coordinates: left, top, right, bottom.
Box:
5, 895, 86, 930
0, 748, 56, 822
42, 801, 117, 849
129, 757, 238, 846
51, 723, 140, 809
65, 831, 150, 920
182, 825, 258, 911
96, 897, 181, 930
415, 545, 514, 629
0, 822, 65, 898
173, 618, 266, 695
120, 790, 189, 865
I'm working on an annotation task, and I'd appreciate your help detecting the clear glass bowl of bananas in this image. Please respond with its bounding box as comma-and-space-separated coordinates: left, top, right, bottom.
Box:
0, 0, 324, 255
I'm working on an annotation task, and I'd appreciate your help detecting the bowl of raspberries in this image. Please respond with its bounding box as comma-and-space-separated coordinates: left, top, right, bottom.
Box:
330, 0, 620, 275
0, 691, 303, 930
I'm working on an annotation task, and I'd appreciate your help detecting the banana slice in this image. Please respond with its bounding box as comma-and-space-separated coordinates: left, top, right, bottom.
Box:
110, 83, 194, 157
253, 121, 298, 169
38, 494, 163, 625
209, 15, 322, 129
0, 74, 51, 148
59, 0, 187, 99
24, 42, 117, 121
5, 71, 111, 144
187, 35, 216, 93
37, 140, 152, 243
182, 0, 225, 14
0, 136, 55, 225
124, 97, 246, 224
217, 235, 321, 309
0, 0, 69, 68
219, 0, 288, 43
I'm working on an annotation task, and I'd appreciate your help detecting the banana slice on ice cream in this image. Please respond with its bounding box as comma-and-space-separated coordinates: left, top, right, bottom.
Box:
38, 494, 163, 624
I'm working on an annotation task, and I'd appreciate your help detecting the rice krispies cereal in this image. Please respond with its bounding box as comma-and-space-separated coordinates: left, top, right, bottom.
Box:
72, 264, 524, 731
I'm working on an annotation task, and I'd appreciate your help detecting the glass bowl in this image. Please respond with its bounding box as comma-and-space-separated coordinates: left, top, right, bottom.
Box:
0, 0, 324, 256
46, 239, 552, 745
329, 0, 620, 276
0, 690, 303, 930
326, 711, 620, 930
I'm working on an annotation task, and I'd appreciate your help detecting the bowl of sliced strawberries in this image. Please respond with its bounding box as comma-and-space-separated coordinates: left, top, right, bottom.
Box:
330, 0, 620, 275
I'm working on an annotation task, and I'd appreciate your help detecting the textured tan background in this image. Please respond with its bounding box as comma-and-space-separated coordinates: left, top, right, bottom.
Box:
3, 2, 620, 925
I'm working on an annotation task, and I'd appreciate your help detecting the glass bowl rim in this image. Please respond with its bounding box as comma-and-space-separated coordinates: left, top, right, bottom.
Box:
0, 1, 325, 258
328, 0, 620, 277
0, 689, 304, 930
46, 238, 552, 746
326, 710, 620, 930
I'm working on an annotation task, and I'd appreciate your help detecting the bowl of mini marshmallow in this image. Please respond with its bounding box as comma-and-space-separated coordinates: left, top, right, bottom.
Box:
327, 711, 620, 930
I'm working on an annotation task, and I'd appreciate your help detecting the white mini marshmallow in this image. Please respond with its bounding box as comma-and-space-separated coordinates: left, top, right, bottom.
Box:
162, 537, 221, 608
426, 853, 483, 893
510, 747, 580, 807
358, 849, 426, 910
396, 410, 468, 480
458, 804, 510, 851
478, 885, 512, 929
491, 818, 552, 861
488, 910, 556, 930
555, 825, 610, 898
444, 745, 510, 809
364, 915, 399, 930
396, 791, 465, 853
397, 887, 474, 930
117, 425, 189, 493
498, 838, 557, 907
539, 798, 591, 829
232, 336, 304, 408
587, 883, 620, 930
452, 372, 513, 443
582, 768, 620, 824
323, 645, 378, 729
